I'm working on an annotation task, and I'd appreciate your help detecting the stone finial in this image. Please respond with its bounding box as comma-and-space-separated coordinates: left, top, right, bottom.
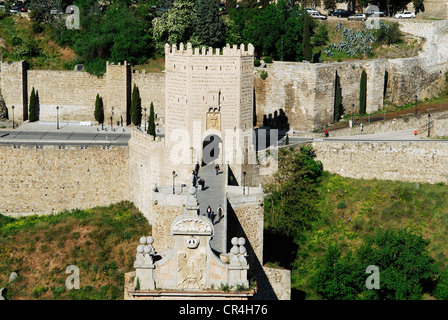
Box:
248, 44, 255, 56
187, 42, 193, 55
165, 43, 171, 54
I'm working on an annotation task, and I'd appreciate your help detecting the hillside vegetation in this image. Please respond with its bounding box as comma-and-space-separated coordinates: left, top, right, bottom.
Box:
264, 146, 448, 300
0, 201, 150, 300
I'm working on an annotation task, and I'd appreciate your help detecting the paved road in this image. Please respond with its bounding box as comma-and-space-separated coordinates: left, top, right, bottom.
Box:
196, 162, 226, 255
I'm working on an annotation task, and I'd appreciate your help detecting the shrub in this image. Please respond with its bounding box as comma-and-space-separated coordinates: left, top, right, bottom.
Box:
260, 70, 268, 80
336, 201, 347, 209
263, 56, 273, 63
254, 59, 261, 67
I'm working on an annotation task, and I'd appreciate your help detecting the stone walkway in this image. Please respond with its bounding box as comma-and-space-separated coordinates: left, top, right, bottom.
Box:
196, 161, 226, 255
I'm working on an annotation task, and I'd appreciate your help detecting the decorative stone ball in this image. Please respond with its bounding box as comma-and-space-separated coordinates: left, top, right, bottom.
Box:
231, 237, 239, 246
137, 245, 144, 253
239, 246, 247, 255
139, 236, 147, 244
238, 237, 246, 246
144, 245, 151, 254
189, 186, 197, 195
146, 236, 154, 244
230, 246, 239, 255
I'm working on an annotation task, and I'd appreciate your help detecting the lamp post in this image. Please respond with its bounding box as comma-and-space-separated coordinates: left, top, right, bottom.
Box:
11, 105, 15, 129
172, 171, 177, 194
110, 108, 114, 131
144, 107, 147, 132
56, 106, 59, 130
428, 113, 431, 137
243, 171, 246, 195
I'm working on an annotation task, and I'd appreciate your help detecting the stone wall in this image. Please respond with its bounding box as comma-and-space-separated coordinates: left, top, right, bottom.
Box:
27, 69, 106, 122
1, 61, 28, 122
128, 129, 192, 223
313, 141, 448, 184
131, 70, 165, 121
0, 144, 130, 216
420, 0, 448, 19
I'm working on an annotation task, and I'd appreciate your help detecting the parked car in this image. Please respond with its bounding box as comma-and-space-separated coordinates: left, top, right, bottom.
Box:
394, 11, 415, 19
305, 7, 319, 14
310, 12, 327, 20
329, 9, 354, 17
9, 6, 19, 13
348, 13, 367, 21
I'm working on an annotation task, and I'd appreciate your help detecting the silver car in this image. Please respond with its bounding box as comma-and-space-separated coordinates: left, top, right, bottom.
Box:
348, 13, 367, 21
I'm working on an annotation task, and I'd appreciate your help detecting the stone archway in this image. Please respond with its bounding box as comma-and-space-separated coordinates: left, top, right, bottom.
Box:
202, 134, 223, 166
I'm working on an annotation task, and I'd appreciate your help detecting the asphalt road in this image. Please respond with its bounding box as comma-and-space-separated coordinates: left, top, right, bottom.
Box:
0, 130, 131, 146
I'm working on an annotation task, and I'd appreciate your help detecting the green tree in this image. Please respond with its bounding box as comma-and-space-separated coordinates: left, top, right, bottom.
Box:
152, 0, 196, 52
264, 145, 323, 239
94, 94, 104, 126
147, 102, 156, 137
359, 69, 367, 114
130, 84, 142, 126
357, 228, 438, 300
333, 71, 344, 122
194, 0, 226, 48
302, 11, 313, 62
29, 87, 38, 122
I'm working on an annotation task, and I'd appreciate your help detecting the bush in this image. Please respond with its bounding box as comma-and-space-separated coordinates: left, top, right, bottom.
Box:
254, 59, 261, 67
264, 56, 273, 63
260, 70, 268, 80
336, 201, 347, 209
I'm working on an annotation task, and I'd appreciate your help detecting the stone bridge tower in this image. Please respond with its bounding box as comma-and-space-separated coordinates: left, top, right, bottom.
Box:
164, 43, 255, 184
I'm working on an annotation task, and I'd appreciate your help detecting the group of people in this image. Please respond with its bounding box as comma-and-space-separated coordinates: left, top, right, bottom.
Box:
205, 205, 223, 224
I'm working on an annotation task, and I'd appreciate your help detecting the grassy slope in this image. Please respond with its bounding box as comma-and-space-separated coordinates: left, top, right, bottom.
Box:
292, 172, 448, 299
0, 201, 151, 300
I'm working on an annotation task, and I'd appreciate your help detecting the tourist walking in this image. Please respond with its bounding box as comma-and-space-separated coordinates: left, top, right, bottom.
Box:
206, 205, 212, 219
215, 164, 220, 175
324, 129, 329, 138
217, 205, 223, 221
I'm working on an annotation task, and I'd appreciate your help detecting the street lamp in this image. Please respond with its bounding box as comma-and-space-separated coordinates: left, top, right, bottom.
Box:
144, 107, 147, 132
110, 108, 114, 131
172, 170, 177, 194
11, 105, 15, 129
56, 106, 60, 130
428, 113, 431, 137
243, 171, 246, 195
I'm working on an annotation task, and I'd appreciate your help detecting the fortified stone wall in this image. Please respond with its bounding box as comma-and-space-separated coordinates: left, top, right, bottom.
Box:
128, 129, 192, 223
27, 69, 107, 122
131, 70, 165, 121
0, 144, 130, 216
313, 141, 448, 184
1, 61, 28, 122
420, 0, 448, 19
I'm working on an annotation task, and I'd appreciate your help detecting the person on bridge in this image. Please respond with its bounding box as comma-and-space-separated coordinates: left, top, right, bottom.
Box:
324, 129, 329, 138
215, 164, 220, 175
207, 205, 212, 219
217, 205, 223, 221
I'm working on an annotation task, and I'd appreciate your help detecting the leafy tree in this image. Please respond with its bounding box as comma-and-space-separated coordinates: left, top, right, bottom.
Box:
359, 69, 367, 114
312, 228, 439, 300
29, 87, 38, 122
147, 102, 156, 137
194, 0, 226, 47
357, 228, 438, 300
264, 145, 323, 239
333, 71, 344, 122
94, 93, 104, 126
152, 0, 196, 52
302, 11, 313, 62
130, 84, 142, 126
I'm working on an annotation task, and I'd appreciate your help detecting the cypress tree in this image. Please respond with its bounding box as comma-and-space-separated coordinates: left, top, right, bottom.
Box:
359, 69, 367, 115
94, 94, 104, 125
147, 102, 156, 137
29, 87, 37, 122
334, 71, 344, 122
195, 0, 225, 48
302, 11, 313, 62
131, 84, 142, 126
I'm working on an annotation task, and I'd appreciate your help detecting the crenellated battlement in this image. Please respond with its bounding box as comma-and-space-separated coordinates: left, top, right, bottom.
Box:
164, 42, 254, 57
